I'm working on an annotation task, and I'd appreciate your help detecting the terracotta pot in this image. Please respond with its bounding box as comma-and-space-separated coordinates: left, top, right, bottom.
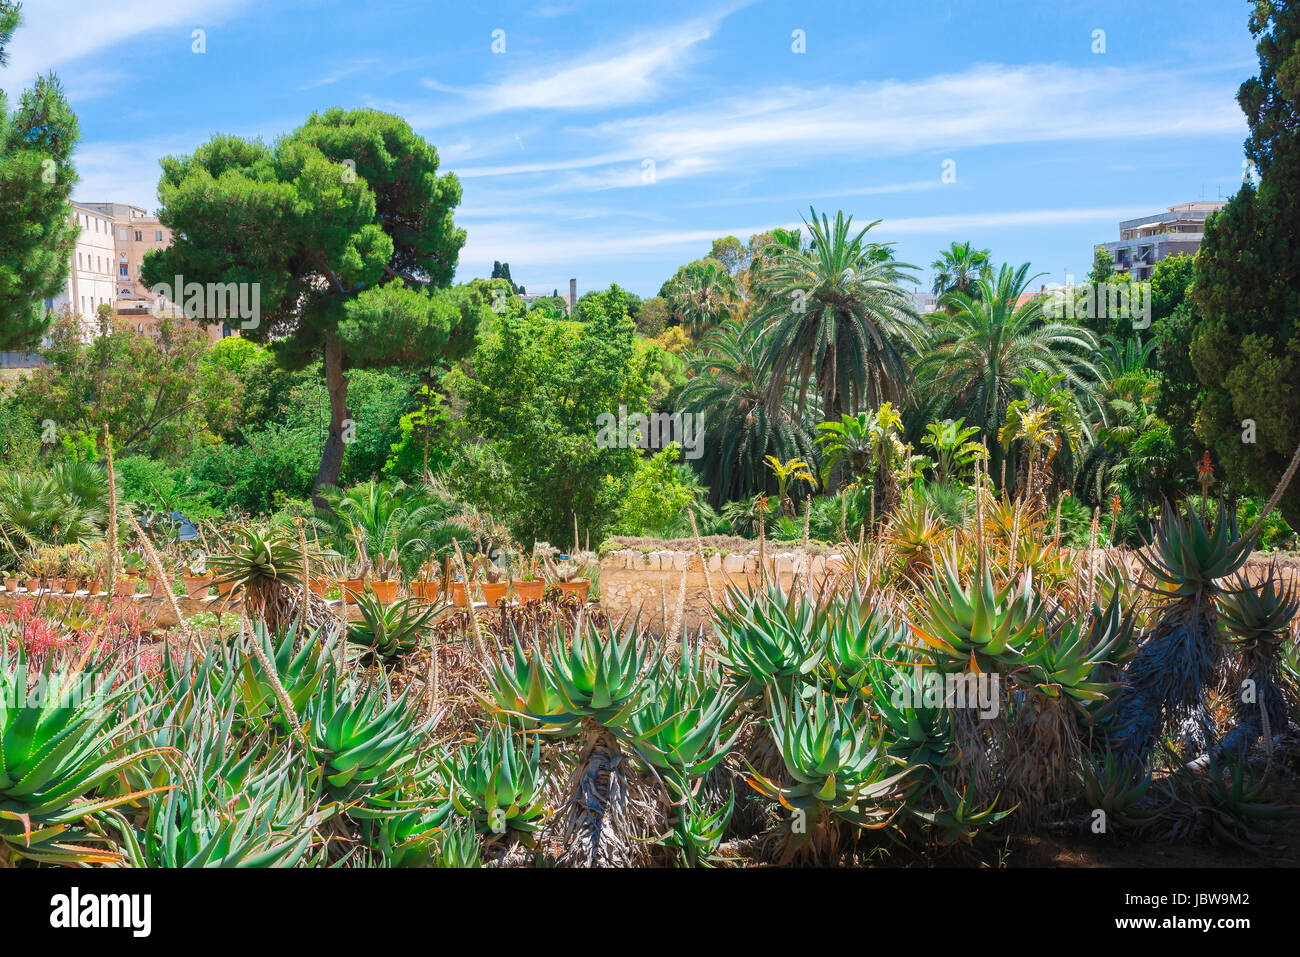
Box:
115, 576, 136, 596
481, 580, 509, 606
369, 579, 399, 604
3, 577, 17, 592
215, 578, 239, 599
25, 578, 41, 592
411, 580, 440, 600
308, 577, 328, 597
184, 575, 213, 600
513, 579, 545, 603
448, 580, 469, 607
556, 579, 591, 603
64, 578, 81, 594
87, 578, 103, 596
145, 576, 160, 597
341, 578, 366, 603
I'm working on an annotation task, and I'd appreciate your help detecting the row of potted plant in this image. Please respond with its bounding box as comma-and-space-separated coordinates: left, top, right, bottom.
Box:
3, 544, 108, 595
293, 541, 597, 608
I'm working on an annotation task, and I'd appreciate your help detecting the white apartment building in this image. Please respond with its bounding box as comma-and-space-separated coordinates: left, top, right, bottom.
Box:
48, 202, 227, 341
47, 202, 118, 324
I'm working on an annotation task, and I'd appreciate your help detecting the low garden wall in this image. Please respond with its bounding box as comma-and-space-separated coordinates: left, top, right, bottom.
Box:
597, 542, 1300, 637
599, 544, 849, 636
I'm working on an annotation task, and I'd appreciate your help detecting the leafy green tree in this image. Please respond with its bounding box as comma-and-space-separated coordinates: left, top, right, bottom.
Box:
635, 295, 670, 338
140, 108, 474, 501
457, 287, 655, 543
1086, 246, 1114, 285
490, 261, 523, 295
614, 444, 702, 536
0, 1, 80, 349
751, 208, 921, 422
1190, 0, 1300, 527
16, 312, 218, 460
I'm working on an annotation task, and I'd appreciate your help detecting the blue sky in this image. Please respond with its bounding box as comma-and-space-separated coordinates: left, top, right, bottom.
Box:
4, 0, 1259, 298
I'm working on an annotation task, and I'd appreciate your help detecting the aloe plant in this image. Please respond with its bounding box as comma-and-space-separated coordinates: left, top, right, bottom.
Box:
347, 592, 440, 661
713, 584, 824, 698
626, 648, 741, 794
748, 688, 913, 859
0, 646, 169, 864
912, 553, 1041, 674
448, 721, 550, 839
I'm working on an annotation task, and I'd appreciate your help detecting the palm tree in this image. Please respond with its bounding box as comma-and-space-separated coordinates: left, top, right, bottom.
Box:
917, 262, 1101, 484
751, 208, 922, 422
930, 241, 991, 301
679, 320, 816, 506
664, 260, 739, 335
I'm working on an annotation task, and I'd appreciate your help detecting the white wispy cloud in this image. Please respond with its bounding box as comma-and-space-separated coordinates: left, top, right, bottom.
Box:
407, 5, 750, 124
447, 61, 1243, 192
1, 0, 254, 95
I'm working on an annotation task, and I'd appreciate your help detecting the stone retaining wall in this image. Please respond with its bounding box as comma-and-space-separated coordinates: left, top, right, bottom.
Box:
597, 546, 1300, 637
598, 547, 848, 635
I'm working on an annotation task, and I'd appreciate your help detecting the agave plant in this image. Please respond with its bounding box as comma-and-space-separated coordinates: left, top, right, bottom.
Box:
1217, 568, 1298, 754
912, 552, 1042, 675
1076, 751, 1159, 833
347, 592, 440, 661
748, 688, 912, 861
1112, 501, 1253, 761
448, 721, 550, 840
304, 670, 427, 802
713, 584, 824, 698
0, 646, 169, 864
625, 647, 741, 795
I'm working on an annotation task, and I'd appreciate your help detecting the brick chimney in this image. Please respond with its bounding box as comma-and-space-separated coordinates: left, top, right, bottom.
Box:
569, 278, 577, 316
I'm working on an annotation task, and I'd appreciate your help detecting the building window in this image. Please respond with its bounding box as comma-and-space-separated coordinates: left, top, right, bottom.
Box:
120, 264, 128, 277
155, 230, 163, 242
135, 230, 142, 241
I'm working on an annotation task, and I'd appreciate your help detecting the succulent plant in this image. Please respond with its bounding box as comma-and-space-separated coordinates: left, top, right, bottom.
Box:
748, 688, 913, 856
713, 584, 825, 698
0, 646, 169, 864
447, 721, 550, 839
913, 553, 1041, 674
348, 592, 440, 661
